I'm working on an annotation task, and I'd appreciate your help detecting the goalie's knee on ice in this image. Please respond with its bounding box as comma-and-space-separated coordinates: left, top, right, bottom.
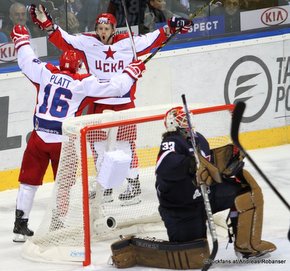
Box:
111, 236, 209, 269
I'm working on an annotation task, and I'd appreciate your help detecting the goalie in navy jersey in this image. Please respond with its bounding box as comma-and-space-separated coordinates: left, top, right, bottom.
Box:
155, 106, 276, 259
110, 106, 276, 269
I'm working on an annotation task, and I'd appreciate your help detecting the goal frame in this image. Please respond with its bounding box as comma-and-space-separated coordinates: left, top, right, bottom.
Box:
79, 104, 235, 266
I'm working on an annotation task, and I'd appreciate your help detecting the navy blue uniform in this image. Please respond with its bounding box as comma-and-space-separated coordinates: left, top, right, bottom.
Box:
155, 131, 242, 242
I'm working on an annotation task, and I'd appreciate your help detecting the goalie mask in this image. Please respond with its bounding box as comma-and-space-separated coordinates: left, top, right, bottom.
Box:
59, 50, 82, 73
164, 107, 194, 138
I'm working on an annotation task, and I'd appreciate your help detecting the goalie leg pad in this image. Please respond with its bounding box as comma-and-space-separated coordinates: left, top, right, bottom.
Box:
234, 169, 276, 255
111, 237, 209, 269
111, 237, 136, 268
132, 237, 209, 269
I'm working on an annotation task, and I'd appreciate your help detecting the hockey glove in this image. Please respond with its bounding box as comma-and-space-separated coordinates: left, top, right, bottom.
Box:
123, 60, 146, 80
211, 144, 245, 177
196, 154, 222, 186
10, 24, 30, 50
29, 4, 53, 30
167, 17, 193, 34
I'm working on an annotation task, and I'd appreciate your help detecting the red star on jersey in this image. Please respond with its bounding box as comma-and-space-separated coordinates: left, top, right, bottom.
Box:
103, 46, 116, 60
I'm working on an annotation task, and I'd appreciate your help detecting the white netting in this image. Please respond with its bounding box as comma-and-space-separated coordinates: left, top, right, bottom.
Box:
22, 103, 233, 264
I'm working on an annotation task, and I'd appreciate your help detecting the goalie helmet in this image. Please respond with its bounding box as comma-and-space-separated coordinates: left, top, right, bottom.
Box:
164, 106, 194, 137
59, 50, 82, 73
95, 13, 117, 28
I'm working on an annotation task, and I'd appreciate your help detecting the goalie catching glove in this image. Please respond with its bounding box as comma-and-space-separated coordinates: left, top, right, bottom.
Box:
29, 4, 53, 30
211, 144, 245, 178
123, 60, 146, 80
167, 17, 193, 34
10, 25, 30, 50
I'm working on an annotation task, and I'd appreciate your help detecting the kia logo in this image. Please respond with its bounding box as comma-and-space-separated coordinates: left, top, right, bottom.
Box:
0, 42, 17, 63
224, 55, 272, 123
261, 7, 288, 26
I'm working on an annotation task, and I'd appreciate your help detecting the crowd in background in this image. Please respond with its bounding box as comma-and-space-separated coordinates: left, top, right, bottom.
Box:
0, 0, 290, 57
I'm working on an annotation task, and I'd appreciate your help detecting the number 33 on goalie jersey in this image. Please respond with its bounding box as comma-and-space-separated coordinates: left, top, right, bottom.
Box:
17, 45, 135, 143
155, 132, 211, 206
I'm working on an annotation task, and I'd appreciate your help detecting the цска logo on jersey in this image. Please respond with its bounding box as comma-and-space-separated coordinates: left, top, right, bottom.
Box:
261, 7, 288, 26
224, 55, 272, 123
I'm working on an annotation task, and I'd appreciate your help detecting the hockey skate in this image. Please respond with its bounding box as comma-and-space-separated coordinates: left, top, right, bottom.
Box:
102, 188, 114, 203
13, 209, 34, 242
118, 176, 141, 206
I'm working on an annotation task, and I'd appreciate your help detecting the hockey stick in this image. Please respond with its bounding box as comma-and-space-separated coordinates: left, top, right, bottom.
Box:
121, 0, 138, 60
143, 0, 216, 64
181, 94, 218, 271
231, 101, 290, 241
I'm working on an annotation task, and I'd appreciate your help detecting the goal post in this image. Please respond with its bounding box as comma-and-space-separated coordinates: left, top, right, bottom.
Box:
22, 103, 235, 266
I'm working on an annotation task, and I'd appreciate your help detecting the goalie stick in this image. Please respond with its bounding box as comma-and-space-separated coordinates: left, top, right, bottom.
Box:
121, 0, 137, 60
231, 101, 290, 241
181, 94, 218, 271
143, 0, 217, 64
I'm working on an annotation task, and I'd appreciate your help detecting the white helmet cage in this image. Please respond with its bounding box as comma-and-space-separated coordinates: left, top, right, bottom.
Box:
164, 106, 195, 134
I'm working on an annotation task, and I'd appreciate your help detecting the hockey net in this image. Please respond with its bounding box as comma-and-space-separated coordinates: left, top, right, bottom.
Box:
22, 103, 234, 266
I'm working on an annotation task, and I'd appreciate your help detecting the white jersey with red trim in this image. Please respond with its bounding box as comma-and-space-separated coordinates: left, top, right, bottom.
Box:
18, 44, 135, 143
49, 26, 168, 105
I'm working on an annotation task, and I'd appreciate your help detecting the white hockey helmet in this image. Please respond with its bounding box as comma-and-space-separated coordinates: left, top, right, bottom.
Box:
164, 106, 194, 134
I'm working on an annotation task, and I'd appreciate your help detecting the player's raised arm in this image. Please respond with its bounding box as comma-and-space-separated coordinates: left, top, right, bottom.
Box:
10, 24, 44, 83
29, 4, 86, 51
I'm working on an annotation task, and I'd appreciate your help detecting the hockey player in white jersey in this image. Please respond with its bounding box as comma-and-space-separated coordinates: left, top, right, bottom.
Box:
10, 24, 145, 242
29, 3, 193, 205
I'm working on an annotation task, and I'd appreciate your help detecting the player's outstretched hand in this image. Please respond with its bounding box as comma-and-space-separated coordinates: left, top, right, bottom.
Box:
29, 4, 53, 30
167, 17, 193, 34
123, 60, 146, 80
10, 24, 30, 50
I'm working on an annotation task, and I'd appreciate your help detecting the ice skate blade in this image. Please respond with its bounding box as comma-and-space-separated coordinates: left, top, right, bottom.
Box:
235, 250, 271, 259
13, 234, 28, 243
120, 197, 141, 206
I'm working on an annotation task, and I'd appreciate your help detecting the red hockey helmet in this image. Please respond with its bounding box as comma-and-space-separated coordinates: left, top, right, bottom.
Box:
164, 106, 194, 135
59, 50, 82, 73
95, 13, 117, 28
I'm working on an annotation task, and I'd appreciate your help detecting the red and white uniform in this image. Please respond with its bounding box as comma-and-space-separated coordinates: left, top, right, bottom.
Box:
17, 44, 135, 185
49, 26, 167, 106
49, 26, 167, 179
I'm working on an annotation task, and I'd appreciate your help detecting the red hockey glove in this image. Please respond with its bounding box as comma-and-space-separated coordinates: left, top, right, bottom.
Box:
10, 24, 30, 50
167, 17, 193, 34
29, 4, 53, 30
123, 60, 146, 80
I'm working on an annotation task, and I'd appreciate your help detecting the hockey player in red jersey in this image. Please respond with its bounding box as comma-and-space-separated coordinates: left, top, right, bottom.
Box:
10, 24, 145, 242
29, 3, 193, 205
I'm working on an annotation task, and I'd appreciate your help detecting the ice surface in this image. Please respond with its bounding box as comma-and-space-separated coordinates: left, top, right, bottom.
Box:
1, 145, 289, 271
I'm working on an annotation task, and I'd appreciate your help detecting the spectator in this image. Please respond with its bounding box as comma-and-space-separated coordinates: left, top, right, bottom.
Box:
2, 2, 43, 39
166, 0, 190, 17
107, 0, 147, 31
211, 0, 241, 33
77, 0, 104, 32
144, 0, 174, 33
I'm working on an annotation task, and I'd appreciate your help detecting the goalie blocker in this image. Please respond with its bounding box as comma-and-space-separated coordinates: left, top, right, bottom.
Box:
111, 235, 209, 269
